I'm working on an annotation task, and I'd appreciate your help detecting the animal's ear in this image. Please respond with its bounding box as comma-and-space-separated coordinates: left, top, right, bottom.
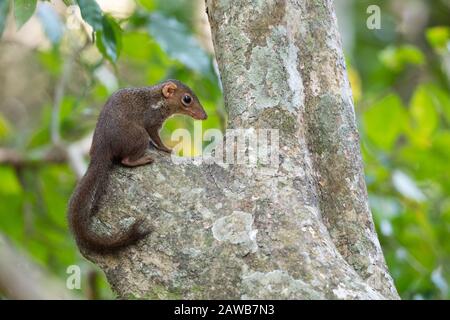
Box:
162, 82, 177, 98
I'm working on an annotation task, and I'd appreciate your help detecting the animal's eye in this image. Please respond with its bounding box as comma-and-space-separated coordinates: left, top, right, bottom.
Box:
182, 94, 192, 106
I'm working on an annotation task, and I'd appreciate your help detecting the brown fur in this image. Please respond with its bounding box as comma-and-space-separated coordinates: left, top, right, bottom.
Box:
68, 80, 207, 253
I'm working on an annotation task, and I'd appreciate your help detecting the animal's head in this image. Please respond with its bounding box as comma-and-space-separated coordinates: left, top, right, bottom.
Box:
161, 80, 207, 120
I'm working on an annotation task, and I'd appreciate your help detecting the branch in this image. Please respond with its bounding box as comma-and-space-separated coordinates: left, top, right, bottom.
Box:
0, 147, 67, 168
0, 133, 91, 179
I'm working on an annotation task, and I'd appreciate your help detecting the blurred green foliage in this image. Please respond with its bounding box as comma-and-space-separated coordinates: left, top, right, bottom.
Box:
351, 0, 450, 299
0, 0, 449, 300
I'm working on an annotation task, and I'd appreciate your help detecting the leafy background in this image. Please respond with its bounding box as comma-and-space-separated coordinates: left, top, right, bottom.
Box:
0, 0, 448, 299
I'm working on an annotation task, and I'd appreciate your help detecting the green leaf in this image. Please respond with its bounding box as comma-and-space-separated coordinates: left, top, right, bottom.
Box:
408, 85, 439, 146
363, 94, 408, 150
122, 32, 152, 61
40, 166, 75, 227
14, 0, 37, 28
38, 49, 62, 75
148, 13, 211, 75
0, 0, 10, 38
379, 45, 425, 72
0, 167, 23, 239
0, 167, 21, 195
138, 0, 156, 11
76, 0, 102, 31
96, 15, 122, 63
426, 26, 450, 51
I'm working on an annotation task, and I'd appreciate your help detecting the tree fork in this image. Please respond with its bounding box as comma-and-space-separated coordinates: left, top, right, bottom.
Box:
83, 0, 399, 299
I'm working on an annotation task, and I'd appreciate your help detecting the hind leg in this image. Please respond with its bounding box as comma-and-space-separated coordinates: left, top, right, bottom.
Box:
120, 139, 154, 167
121, 155, 154, 167
116, 125, 154, 167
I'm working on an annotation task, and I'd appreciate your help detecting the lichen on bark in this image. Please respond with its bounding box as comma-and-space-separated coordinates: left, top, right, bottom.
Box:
82, 0, 399, 299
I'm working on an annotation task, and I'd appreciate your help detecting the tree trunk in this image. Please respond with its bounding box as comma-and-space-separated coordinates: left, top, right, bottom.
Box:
84, 0, 399, 299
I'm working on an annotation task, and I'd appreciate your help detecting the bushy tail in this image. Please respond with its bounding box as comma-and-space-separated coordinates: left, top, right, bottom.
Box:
68, 158, 147, 253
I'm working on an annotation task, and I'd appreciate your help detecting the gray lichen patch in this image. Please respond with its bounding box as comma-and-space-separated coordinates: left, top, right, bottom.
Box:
248, 26, 302, 115
241, 270, 324, 299
212, 211, 258, 255
331, 283, 383, 300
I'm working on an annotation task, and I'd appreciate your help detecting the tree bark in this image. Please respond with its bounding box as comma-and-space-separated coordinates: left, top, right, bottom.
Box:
84, 0, 399, 299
